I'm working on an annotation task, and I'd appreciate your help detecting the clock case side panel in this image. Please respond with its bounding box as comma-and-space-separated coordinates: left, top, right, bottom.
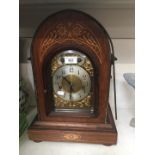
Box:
30, 10, 112, 123
30, 38, 47, 120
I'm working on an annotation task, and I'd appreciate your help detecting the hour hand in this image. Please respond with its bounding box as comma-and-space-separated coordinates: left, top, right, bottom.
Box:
63, 76, 70, 85
69, 85, 72, 100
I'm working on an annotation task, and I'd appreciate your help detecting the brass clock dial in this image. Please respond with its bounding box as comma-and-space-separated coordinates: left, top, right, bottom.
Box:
53, 65, 91, 101
51, 50, 94, 109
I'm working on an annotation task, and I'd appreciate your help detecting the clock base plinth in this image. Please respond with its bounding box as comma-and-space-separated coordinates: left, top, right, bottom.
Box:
28, 105, 117, 145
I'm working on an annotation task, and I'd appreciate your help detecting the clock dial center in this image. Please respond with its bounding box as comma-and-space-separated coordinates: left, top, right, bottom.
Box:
62, 75, 82, 93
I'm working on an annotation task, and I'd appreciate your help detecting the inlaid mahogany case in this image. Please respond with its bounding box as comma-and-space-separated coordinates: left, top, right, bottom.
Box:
28, 10, 117, 145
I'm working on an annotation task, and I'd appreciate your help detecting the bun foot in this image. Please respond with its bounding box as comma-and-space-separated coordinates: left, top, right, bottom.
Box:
33, 140, 42, 143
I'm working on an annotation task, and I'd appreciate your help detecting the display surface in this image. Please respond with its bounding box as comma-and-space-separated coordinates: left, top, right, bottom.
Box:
28, 10, 117, 145
52, 50, 93, 110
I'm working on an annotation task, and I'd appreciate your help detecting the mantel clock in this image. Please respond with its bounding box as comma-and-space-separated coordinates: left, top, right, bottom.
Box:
28, 10, 117, 145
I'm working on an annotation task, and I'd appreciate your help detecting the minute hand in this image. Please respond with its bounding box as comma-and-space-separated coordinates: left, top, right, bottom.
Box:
69, 84, 73, 100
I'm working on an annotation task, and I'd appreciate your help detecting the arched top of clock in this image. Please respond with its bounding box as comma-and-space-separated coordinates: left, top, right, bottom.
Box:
31, 9, 111, 66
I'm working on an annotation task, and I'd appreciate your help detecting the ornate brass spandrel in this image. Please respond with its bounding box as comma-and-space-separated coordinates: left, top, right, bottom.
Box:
82, 57, 94, 76
51, 57, 61, 74
53, 93, 92, 108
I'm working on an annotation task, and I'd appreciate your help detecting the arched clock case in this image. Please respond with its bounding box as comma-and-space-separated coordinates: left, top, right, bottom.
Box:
28, 10, 117, 145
